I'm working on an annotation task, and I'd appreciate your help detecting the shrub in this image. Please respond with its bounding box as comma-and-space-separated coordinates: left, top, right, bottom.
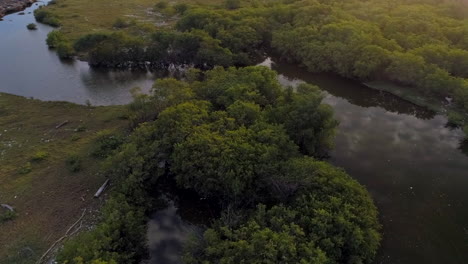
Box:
57, 41, 75, 59
225, 0, 241, 9
31, 151, 49, 162
57, 194, 147, 263
45, 30, 75, 58
75, 124, 87, 132
90, 130, 124, 159
27, 23, 37, 30
18, 162, 32, 174
34, 8, 49, 21
126, 87, 160, 127
174, 3, 189, 14
113, 18, 129, 29
74, 33, 110, 52
34, 8, 61, 27
447, 111, 465, 126
154, 1, 168, 10
46, 30, 65, 48
0, 210, 17, 223
45, 16, 61, 27
66, 154, 82, 172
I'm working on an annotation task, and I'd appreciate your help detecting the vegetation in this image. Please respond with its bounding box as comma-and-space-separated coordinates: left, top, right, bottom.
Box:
37, 0, 468, 132
46, 30, 65, 47
0, 93, 127, 263
154, 1, 168, 10
32, 0, 222, 41
66, 154, 82, 172
26, 23, 37, 30
34, 7, 61, 27
0, 210, 17, 224
31, 151, 49, 162
185, 158, 380, 264
45, 30, 75, 59
56, 66, 380, 264
90, 130, 124, 159
17, 162, 32, 175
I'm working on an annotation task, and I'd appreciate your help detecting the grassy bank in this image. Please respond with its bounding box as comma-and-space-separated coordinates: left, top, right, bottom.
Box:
0, 93, 127, 264
37, 0, 223, 41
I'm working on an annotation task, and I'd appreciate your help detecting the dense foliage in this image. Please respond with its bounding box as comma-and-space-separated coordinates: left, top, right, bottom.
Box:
57, 66, 380, 264
34, 7, 61, 27
46, 30, 75, 59
270, 0, 468, 112
39, 0, 468, 126
184, 158, 380, 264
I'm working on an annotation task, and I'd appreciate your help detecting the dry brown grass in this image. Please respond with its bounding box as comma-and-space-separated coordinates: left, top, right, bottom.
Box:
0, 93, 127, 264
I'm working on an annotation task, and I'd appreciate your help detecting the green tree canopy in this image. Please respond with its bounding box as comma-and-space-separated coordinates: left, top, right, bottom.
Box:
184, 157, 381, 264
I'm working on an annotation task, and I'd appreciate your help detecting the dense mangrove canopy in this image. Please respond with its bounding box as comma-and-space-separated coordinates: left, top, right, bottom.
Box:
56, 66, 380, 264
41, 0, 468, 115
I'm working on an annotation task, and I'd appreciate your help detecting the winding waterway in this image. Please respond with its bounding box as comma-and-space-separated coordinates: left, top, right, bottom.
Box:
1, 3, 468, 264
0, 1, 155, 105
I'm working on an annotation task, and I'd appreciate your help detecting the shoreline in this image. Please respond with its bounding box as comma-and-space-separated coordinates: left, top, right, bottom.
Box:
0, 0, 36, 18
363, 81, 445, 113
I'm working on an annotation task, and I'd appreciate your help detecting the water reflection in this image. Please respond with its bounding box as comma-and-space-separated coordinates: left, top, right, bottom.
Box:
260, 58, 436, 120
0, 2, 155, 105
262, 57, 468, 264
147, 59, 468, 264
147, 186, 218, 264
459, 139, 468, 156
147, 200, 202, 264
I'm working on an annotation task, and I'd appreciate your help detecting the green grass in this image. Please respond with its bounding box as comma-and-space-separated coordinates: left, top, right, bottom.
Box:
40, 0, 226, 41
0, 93, 127, 264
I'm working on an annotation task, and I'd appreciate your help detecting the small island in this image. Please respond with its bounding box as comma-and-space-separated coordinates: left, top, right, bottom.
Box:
26, 22, 36, 30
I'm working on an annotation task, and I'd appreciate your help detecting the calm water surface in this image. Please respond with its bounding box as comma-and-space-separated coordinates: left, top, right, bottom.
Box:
1, 5, 467, 264
147, 189, 218, 264
0, 1, 155, 105
262, 58, 468, 264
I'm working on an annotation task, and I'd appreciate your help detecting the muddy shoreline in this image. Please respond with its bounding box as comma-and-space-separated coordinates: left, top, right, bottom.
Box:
0, 0, 36, 18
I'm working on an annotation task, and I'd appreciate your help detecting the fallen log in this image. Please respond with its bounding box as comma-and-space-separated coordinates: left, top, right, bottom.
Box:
36, 209, 86, 264
55, 120, 69, 129
94, 179, 110, 198
0, 204, 14, 211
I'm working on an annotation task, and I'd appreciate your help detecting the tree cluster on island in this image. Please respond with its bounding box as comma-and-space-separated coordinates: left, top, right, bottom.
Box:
56, 66, 380, 264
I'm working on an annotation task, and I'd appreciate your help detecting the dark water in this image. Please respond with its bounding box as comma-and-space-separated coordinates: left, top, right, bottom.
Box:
147, 189, 218, 264
1, 4, 468, 263
261, 58, 468, 264
147, 58, 468, 264
0, 1, 155, 105
147, 201, 201, 264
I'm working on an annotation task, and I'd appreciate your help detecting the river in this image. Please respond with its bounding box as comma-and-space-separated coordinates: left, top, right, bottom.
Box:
0, 1, 155, 105
1, 3, 468, 264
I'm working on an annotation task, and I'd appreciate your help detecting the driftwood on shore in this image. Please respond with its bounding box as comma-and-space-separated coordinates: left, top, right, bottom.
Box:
0, 204, 14, 212
36, 209, 86, 264
0, 0, 36, 18
94, 179, 110, 198
55, 120, 69, 129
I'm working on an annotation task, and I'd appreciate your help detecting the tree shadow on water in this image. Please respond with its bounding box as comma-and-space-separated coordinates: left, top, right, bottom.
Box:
458, 139, 468, 157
